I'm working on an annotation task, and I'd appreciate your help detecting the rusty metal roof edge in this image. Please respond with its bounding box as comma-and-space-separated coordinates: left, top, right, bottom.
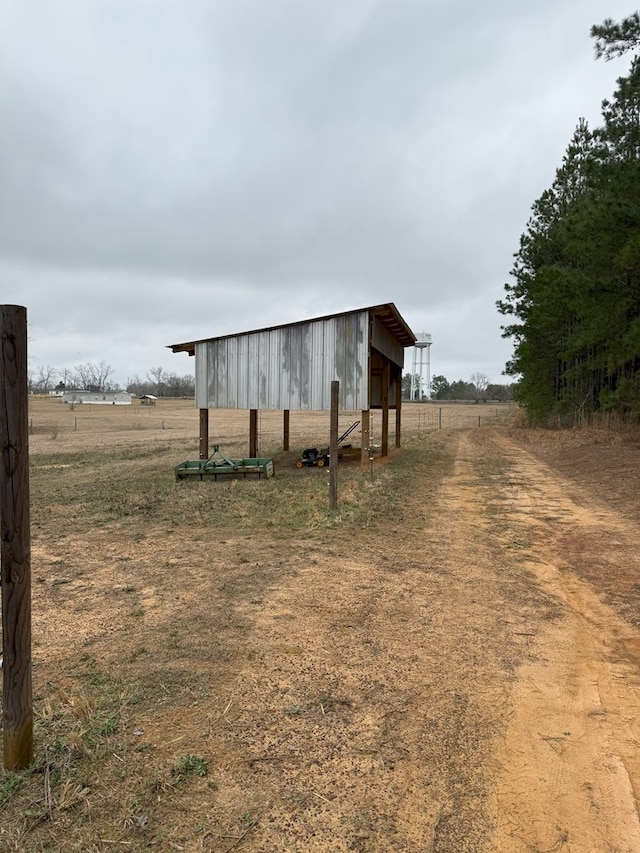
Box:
168, 302, 416, 356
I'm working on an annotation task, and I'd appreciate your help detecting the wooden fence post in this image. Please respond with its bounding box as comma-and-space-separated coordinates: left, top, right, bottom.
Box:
1, 305, 33, 770
329, 381, 339, 510
360, 409, 370, 468
249, 409, 258, 458
199, 409, 209, 459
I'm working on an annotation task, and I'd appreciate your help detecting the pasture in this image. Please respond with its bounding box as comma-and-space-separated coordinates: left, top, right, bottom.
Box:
4, 397, 638, 852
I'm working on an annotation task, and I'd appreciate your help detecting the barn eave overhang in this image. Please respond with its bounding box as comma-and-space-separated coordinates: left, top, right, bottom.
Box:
168, 302, 416, 356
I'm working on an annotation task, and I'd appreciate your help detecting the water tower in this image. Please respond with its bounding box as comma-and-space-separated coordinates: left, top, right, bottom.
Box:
410, 332, 432, 401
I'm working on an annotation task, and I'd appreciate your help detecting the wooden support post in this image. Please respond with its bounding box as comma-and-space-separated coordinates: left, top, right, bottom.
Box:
1, 305, 33, 771
329, 381, 338, 510
381, 360, 390, 457
360, 409, 370, 468
249, 409, 258, 458
199, 408, 209, 460
395, 368, 402, 448
283, 410, 290, 452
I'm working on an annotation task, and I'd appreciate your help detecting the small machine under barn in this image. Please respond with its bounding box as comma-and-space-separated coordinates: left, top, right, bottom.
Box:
296, 421, 360, 468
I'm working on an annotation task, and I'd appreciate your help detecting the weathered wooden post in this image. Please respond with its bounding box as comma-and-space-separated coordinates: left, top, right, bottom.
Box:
381, 360, 390, 457
249, 409, 258, 458
1, 305, 33, 770
283, 410, 290, 452
360, 409, 370, 468
395, 367, 402, 448
199, 408, 209, 459
329, 381, 339, 510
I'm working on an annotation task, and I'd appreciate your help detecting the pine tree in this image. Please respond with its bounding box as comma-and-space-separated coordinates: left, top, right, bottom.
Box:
591, 12, 640, 61
498, 15, 640, 423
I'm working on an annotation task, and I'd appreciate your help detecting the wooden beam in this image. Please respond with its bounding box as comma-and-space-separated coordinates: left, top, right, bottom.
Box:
283, 409, 290, 452
199, 409, 209, 460
329, 381, 338, 509
395, 367, 402, 448
1, 305, 33, 771
249, 409, 258, 458
381, 359, 390, 457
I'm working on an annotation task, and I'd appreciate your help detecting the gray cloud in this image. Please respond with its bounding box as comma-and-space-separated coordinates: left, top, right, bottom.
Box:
0, 0, 634, 385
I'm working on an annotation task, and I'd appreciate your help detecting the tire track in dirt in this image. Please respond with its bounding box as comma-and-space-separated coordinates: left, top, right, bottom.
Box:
486, 432, 640, 853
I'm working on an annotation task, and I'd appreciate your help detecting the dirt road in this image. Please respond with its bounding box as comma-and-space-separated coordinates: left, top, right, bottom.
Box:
487, 431, 640, 853
207, 427, 640, 852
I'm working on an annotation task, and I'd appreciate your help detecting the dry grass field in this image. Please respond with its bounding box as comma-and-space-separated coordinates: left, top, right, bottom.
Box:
2, 397, 640, 852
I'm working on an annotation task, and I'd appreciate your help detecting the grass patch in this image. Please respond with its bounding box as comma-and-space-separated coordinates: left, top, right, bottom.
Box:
172, 754, 208, 782
30, 429, 449, 538
14, 404, 469, 848
0, 769, 30, 808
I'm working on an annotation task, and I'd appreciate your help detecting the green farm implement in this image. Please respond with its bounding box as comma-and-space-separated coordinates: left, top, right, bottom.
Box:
175, 445, 274, 481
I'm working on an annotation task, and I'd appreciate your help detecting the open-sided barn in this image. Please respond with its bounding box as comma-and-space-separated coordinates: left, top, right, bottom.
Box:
169, 303, 415, 464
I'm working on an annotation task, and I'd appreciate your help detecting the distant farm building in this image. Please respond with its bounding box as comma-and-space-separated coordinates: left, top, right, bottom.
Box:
61, 390, 132, 406
140, 395, 157, 406
169, 303, 416, 463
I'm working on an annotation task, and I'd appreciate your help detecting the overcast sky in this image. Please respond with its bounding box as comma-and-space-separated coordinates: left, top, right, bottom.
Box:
0, 1, 635, 388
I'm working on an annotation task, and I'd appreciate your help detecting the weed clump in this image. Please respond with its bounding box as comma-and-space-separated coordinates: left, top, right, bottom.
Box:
172, 754, 208, 782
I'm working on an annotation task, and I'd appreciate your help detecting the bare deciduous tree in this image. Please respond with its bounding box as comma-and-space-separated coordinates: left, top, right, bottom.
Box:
94, 360, 115, 391
470, 372, 490, 401
73, 361, 115, 391
127, 370, 194, 398
147, 366, 167, 395
32, 364, 57, 393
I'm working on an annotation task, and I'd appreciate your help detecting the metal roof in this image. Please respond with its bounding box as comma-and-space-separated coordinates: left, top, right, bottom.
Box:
168, 302, 416, 356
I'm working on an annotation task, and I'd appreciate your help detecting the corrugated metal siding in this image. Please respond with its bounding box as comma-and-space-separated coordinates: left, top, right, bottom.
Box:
195, 343, 208, 408
196, 312, 369, 411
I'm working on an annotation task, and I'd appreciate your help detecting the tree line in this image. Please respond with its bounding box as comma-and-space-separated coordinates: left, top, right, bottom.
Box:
498, 12, 640, 424
402, 372, 514, 402
28, 362, 195, 398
